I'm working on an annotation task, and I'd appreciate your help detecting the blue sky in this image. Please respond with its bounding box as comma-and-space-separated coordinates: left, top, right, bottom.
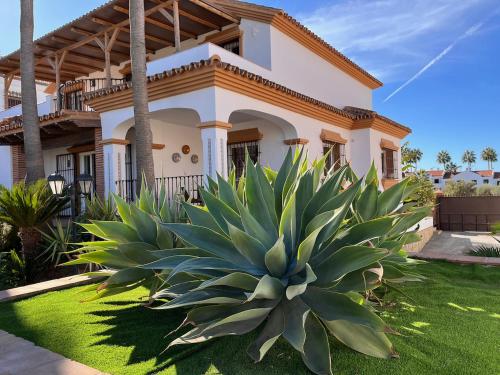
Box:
1, 0, 499, 170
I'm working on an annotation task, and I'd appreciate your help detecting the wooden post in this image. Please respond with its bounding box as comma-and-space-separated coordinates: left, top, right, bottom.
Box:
47, 51, 66, 111
95, 28, 120, 88
173, 0, 181, 51
3, 74, 14, 110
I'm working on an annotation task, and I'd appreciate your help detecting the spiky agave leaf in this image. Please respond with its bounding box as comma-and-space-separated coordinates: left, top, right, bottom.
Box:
143, 149, 428, 375
63, 185, 190, 301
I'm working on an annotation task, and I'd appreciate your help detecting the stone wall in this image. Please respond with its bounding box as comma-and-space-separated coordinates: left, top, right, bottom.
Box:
404, 226, 435, 253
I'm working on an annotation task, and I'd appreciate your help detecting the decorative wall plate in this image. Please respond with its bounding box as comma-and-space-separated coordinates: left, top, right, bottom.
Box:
191, 154, 199, 164
172, 152, 181, 163
182, 145, 191, 154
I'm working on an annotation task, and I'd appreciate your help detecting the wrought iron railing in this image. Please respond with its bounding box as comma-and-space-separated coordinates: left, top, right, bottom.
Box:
58, 78, 126, 112
116, 175, 204, 204
382, 168, 399, 180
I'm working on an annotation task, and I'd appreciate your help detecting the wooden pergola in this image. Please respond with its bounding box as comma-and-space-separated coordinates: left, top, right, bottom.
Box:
0, 0, 239, 106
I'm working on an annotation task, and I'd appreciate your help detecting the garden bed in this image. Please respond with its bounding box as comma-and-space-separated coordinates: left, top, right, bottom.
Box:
0, 262, 498, 375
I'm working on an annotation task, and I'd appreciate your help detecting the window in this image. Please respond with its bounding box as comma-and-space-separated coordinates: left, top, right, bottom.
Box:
483, 179, 489, 184
227, 141, 260, 180
219, 38, 240, 55
471, 180, 477, 185
434, 179, 440, 184
381, 148, 398, 179
7, 91, 22, 108
323, 141, 345, 172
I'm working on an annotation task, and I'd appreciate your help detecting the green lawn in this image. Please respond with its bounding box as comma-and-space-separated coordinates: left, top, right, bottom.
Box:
0, 262, 498, 375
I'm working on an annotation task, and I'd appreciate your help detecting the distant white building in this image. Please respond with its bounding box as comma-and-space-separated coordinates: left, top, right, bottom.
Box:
426, 169, 500, 190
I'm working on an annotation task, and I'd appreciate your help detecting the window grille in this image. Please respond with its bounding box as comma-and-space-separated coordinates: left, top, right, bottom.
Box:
381, 148, 398, 179
323, 141, 346, 172
227, 140, 260, 179
220, 38, 240, 55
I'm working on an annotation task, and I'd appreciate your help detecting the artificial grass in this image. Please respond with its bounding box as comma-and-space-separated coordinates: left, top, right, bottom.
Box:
0, 261, 498, 374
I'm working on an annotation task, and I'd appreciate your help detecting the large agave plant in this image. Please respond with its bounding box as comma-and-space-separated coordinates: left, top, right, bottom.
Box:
142, 149, 431, 375
65, 184, 190, 301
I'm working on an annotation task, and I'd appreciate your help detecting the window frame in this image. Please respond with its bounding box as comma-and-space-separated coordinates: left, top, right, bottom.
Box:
381, 148, 398, 180
323, 140, 346, 173
227, 140, 260, 180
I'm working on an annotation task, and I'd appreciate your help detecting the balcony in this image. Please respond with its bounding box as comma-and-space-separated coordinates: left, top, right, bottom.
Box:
146, 42, 271, 79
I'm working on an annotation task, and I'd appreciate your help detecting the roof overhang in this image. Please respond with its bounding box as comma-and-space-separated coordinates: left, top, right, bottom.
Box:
0, 111, 101, 145
0, 0, 239, 83
84, 56, 409, 138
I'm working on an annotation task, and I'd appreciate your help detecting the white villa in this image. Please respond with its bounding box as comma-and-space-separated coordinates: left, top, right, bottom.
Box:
427, 169, 500, 190
0, 0, 410, 208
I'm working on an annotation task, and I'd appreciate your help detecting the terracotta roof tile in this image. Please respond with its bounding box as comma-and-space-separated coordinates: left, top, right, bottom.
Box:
84, 56, 405, 133
474, 170, 494, 177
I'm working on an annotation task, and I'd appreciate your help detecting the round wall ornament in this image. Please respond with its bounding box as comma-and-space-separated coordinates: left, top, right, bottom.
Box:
191, 154, 199, 164
172, 152, 181, 163
182, 145, 191, 154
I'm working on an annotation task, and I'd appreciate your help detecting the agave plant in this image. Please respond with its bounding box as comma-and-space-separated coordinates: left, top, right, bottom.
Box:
64, 183, 190, 301
141, 149, 430, 375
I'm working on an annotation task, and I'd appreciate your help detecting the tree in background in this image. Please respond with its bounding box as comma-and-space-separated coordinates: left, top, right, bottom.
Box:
437, 150, 451, 171
407, 171, 436, 207
20, 0, 45, 183
443, 181, 476, 196
481, 147, 498, 170
462, 150, 476, 171
445, 162, 460, 174
402, 142, 423, 172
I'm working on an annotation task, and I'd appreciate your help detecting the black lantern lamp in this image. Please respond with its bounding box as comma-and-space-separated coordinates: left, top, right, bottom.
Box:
78, 174, 94, 196
47, 173, 65, 195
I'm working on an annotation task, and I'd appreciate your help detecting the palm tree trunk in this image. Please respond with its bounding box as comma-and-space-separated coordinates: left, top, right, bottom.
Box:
129, 0, 155, 192
18, 227, 41, 262
20, 0, 45, 184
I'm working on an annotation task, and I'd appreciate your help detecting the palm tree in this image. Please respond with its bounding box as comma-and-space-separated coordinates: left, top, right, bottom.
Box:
445, 162, 460, 174
437, 150, 451, 171
20, 0, 45, 183
481, 147, 498, 170
129, 0, 155, 192
411, 148, 423, 171
462, 150, 476, 171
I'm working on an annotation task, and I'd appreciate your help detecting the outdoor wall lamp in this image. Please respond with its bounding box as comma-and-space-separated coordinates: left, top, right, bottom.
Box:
78, 174, 94, 196
47, 173, 65, 195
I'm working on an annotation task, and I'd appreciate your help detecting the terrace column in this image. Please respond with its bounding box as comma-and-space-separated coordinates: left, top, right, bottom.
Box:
101, 139, 128, 197
198, 121, 232, 181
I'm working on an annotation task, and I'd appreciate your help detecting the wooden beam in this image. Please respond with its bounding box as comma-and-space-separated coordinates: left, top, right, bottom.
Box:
36, 44, 106, 70
150, 0, 220, 29
92, 17, 172, 47
6, 0, 175, 77
51, 35, 129, 60
173, 0, 181, 51
158, 8, 174, 24
3, 74, 14, 109
73, 26, 154, 53
188, 0, 239, 23
113, 5, 195, 39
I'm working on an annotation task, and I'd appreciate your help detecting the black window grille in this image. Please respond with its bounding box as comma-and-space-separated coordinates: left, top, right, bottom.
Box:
227, 141, 260, 180
323, 141, 345, 172
56, 154, 76, 217
7, 92, 22, 108
220, 38, 240, 55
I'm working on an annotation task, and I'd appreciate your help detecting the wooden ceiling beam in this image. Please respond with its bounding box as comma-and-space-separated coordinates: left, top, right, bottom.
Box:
51, 35, 129, 60
112, 4, 196, 39
71, 26, 153, 53
150, 0, 220, 29
188, 0, 239, 24
92, 16, 172, 47
6, 0, 175, 77
35, 44, 106, 70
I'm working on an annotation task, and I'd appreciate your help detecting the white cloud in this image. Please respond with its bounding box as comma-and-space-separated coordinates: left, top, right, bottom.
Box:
296, 0, 496, 81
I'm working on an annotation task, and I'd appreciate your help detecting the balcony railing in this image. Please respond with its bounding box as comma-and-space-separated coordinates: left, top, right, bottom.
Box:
58, 78, 126, 112
116, 175, 204, 204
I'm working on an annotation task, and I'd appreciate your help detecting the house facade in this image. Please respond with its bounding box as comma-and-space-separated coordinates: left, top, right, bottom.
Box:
0, 0, 410, 205
427, 169, 500, 190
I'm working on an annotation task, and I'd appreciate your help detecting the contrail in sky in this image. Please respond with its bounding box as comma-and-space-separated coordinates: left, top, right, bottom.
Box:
383, 21, 484, 102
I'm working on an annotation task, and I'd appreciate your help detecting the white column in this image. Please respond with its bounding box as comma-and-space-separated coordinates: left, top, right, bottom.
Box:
103, 142, 127, 197
198, 121, 232, 181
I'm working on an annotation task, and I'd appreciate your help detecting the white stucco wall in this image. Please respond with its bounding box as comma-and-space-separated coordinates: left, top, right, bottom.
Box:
0, 146, 12, 188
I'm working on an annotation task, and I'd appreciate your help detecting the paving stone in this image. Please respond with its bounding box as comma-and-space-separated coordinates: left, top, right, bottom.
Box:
0, 331, 106, 375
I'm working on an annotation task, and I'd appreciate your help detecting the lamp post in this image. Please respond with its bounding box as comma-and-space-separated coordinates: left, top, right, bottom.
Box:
47, 173, 65, 196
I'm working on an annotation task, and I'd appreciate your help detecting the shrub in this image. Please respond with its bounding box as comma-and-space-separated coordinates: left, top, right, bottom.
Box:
0, 249, 26, 289
444, 181, 476, 196
66, 184, 188, 301
476, 185, 500, 196
406, 171, 436, 207
143, 150, 430, 375
0, 181, 69, 271
468, 245, 500, 257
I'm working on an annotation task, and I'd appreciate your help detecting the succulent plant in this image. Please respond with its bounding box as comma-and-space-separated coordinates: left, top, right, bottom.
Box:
141, 149, 430, 375
65, 183, 191, 301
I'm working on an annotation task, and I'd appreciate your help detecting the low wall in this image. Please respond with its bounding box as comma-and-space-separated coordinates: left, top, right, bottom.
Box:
404, 216, 435, 253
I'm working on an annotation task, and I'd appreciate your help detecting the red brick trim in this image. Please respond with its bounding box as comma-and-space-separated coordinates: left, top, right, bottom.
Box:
94, 128, 105, 199
11, 144, 26, 184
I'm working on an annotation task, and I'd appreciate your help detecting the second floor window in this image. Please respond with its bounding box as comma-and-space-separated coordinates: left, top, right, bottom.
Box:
323, 141, 345, 172
220, 38, 240, 55
381, 148, 398, 179
228, 140, 260, 180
